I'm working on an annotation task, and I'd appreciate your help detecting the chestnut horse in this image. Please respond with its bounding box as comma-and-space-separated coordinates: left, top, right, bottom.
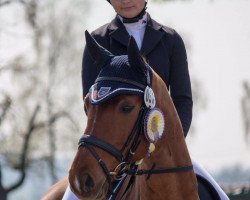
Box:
41, 31, 199, 200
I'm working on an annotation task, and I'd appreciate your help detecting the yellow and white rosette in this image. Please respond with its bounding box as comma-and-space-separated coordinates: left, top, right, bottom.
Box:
144, 108, 165, 143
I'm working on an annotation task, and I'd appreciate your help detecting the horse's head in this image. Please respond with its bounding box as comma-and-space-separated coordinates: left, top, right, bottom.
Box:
68, 31, 180, 199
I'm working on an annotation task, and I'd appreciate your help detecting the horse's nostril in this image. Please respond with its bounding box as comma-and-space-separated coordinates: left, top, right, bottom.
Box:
83, 174, 94, 193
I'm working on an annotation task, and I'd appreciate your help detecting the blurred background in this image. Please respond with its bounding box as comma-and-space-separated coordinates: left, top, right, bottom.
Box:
0, 0, 250, 199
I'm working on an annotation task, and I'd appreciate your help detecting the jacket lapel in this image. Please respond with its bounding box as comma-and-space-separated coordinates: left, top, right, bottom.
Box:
109, 16, 130, 47
108, 14, 164, 56
141, 15, 164, 56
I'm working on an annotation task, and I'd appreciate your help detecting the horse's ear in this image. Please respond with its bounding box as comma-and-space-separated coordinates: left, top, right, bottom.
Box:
128, 36, 147, 76
85, 30, 114, 67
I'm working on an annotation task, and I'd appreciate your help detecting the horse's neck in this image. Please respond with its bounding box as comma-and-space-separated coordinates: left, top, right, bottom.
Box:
130, 110, 198, 200
124, 74, 198, 199
128, 134, 198, 200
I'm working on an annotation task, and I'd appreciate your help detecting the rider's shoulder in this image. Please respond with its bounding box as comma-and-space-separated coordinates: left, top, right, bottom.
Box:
91, 23, 110, 39
150, 17, 183, 42
88, 23, 111, 47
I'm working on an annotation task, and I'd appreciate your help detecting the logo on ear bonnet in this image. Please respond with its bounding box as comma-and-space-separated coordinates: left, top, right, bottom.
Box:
98, 87, 111, 98
144, 108, 165, 143
144, 86, 156, 108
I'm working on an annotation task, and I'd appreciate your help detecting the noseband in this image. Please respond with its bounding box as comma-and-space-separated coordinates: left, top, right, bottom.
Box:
78, 105, 193, 199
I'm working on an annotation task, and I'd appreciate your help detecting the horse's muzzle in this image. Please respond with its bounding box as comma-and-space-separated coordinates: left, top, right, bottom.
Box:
82, 173, 94, 194
69, 170, 95, 198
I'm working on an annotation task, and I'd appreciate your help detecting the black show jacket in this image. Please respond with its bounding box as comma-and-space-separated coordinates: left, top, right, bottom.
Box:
82, 14, 193, 137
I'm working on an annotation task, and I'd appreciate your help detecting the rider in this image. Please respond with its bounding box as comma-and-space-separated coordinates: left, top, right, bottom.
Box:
82, 0, 193, 137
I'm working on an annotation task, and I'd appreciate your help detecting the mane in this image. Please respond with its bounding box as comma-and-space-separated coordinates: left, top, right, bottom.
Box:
143, 68, 190, 169
151, 70, 184, 137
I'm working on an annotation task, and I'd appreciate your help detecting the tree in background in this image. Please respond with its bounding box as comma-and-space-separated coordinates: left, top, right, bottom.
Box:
0, 104, 41, 200
0, 0, 90, 198
0, 0, 209, 199
241, 81, 250, 144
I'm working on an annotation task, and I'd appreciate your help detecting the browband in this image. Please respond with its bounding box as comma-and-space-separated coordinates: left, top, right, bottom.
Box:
95, 77, 146, 90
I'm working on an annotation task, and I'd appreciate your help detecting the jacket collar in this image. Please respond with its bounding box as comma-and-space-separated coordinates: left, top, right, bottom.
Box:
109, 16, 129, 47
109, 13, 164, 56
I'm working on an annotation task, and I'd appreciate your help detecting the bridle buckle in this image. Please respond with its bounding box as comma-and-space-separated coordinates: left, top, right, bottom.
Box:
110, 162, 130, 180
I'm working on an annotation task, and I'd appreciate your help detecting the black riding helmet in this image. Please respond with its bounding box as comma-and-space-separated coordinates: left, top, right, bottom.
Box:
106, 0, 148, 23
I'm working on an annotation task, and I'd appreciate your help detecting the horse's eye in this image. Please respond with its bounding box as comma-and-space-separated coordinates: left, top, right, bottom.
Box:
121, 105, 134, 113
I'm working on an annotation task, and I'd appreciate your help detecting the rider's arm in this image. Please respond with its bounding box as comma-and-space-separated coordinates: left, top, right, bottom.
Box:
169, 31, 193, 137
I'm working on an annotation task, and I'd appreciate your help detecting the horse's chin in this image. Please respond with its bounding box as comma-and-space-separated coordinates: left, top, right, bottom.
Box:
84, 179, 109, 200
69, 173, 109, 200
94, 180, 109, 200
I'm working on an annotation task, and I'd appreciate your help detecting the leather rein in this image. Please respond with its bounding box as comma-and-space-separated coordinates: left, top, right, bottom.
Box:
78, 105, 193, 199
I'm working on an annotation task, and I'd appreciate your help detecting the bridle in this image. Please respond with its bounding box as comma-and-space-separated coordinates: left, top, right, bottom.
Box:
78, 104, 194, 200
78, 105, 145, 197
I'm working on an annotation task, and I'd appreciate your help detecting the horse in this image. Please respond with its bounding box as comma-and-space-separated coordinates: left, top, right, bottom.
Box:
61, 30, 198, 200
42, 30, 231, 200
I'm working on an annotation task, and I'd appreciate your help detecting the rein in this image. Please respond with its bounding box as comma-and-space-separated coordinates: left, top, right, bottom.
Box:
126, 165, 194, 176
78, 105, 193, 199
